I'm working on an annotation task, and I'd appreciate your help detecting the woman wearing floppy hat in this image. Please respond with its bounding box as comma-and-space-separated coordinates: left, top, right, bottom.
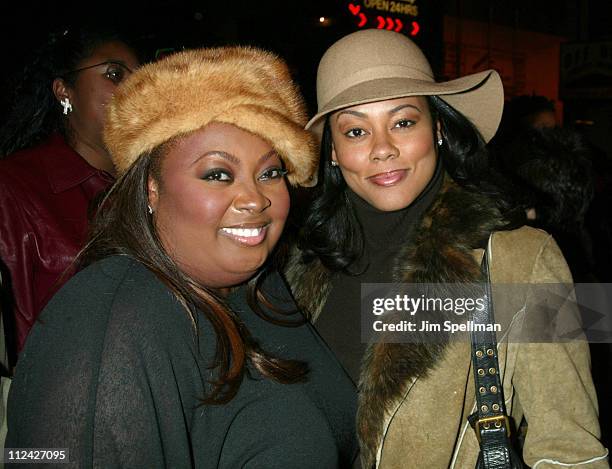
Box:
6, 47, 359, 468
285, 29, 608, 468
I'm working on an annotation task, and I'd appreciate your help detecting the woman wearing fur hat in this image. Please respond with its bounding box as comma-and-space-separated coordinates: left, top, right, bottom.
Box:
285, 29, 608, 468
6, 47, 359, 468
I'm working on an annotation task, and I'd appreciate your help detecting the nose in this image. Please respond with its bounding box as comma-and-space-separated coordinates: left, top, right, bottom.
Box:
233, 182, 271, 213
370, 131, 399, 162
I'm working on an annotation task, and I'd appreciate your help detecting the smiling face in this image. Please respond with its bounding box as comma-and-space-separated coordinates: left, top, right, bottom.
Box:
148, 122, 290, 289
329, 96, 439, 211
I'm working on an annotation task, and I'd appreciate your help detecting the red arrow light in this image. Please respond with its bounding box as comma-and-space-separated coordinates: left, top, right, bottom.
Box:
395, 18, 403, 32
386, 17, 394, 30
358, 13, 367, 27
376, 16, 385, 29
411, 21, 420, 36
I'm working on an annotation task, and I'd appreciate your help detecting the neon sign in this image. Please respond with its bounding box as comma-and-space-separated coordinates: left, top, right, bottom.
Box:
347, 1, 420, 36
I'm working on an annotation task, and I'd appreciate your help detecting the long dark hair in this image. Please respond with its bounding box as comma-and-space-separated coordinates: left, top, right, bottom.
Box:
299, 95, 518, 271
0, 25, 138, 157
79, 141, 308, 405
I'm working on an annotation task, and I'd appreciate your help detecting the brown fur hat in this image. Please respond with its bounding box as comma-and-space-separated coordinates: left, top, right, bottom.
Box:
104, 46, 318, 186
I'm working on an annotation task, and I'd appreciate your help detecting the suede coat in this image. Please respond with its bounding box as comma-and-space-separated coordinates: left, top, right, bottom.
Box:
285, 180, 609, 469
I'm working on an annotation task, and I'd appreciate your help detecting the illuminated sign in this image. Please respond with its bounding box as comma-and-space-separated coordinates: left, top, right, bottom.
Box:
346, 0, 420, 36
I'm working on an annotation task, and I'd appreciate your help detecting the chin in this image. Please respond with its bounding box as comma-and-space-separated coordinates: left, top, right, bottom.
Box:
229, 255, 269, 278
369, 197, 416, 212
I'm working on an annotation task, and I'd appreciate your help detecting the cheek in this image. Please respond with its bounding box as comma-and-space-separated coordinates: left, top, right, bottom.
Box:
334, 143, 369, 174
98, 86, 117, 108
160, 177, 229, 233
400, 136, 435, 161
81, 84, 116, 117
271, 185, 290, 221
191, 195, 228, 228
92, 89, 116, 121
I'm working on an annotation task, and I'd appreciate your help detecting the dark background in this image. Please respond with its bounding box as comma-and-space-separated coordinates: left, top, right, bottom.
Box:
2, 0, 608, 118
0, 0, 441, 117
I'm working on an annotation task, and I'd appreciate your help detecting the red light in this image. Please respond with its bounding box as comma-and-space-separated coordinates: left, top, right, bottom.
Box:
350, 4, 418, 35
377, 16, 404, 32
349, 3, 367, 28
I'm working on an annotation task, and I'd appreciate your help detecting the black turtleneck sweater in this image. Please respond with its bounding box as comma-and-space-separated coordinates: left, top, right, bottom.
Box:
315, 160, 445, 384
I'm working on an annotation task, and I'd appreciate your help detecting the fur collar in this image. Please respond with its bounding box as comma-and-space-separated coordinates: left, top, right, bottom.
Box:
284, 178, 506, 467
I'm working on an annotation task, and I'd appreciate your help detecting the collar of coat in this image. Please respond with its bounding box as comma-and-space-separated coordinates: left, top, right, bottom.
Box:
285, 177, 507, 467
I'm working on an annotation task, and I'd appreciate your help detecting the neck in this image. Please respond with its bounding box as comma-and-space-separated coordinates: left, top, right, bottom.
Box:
349, 157, 444, 249
66, 130, 116, 176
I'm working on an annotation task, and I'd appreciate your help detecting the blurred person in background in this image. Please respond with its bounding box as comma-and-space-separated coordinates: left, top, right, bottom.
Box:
0, 25, 140, 360
494, 94, 558, 143
495, 126, 596, 282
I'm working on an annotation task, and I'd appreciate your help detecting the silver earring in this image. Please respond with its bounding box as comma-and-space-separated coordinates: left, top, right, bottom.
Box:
330, 160, 339, 167
61, 98, 73, 115
437, 137, 443, 146
147, 204, 153, 215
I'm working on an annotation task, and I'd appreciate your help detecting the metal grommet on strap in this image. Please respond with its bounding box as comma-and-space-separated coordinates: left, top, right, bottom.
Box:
468, 244, 519, 464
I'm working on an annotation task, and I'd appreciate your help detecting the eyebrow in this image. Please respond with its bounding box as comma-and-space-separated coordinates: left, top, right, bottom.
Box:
335, 103, 422, 121
259, 149, 279, 162
106, 60, 132, 68
194, 149, 278, 166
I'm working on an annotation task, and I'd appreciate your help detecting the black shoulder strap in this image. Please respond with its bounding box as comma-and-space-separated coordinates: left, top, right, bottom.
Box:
468, 243, 521, 469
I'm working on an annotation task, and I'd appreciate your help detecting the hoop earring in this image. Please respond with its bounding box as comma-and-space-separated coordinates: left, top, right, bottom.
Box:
147, 204, 153, 215
61, 97, 73, 115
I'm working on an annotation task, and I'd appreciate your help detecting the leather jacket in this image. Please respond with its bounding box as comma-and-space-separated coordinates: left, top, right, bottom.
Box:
0, 134, 113, 355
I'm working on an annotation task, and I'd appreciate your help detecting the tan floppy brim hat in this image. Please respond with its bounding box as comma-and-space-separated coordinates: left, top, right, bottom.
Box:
306, 29, 504, 144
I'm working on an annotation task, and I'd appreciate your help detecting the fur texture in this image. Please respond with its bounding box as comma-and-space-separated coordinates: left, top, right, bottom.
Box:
497, 127, 594, 229
496, 127, 597, 281
284, 178, 506, 467
104, 47, 318, 186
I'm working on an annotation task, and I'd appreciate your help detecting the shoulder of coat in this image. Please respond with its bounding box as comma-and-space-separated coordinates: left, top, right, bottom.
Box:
488, 226, 554, 282
492, 225, 552, 253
